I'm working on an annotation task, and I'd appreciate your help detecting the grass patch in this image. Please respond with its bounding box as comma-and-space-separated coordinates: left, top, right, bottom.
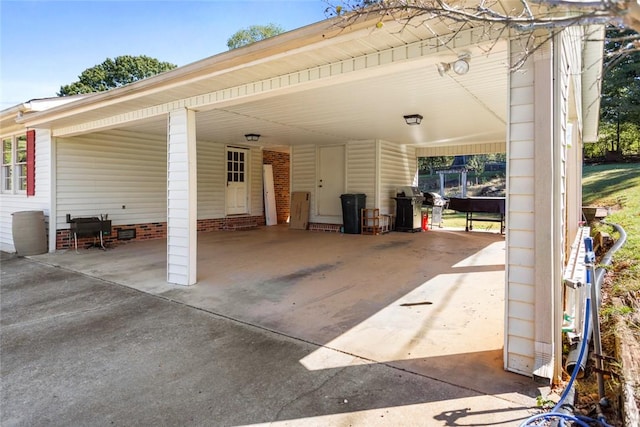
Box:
583, 163, 640, 296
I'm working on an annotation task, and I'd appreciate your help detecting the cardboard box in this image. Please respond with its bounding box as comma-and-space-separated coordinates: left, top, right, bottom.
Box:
290, 192, 310, 230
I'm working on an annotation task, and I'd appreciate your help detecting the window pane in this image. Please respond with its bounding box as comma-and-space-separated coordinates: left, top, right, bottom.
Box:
227, 172, 232, 182
16, 135, 26, 147
239, 152, 244, 162
2, 166, 12, 191
18, 165, 26, 191
2, 139, 11, 165
239, 163, 244, 172
239, 172, 244, 182
234, 152, 239, 161
227, 161, 232, 173
227, 151, 232, 161
233, 163, 238, 172
16, 136, 26, 164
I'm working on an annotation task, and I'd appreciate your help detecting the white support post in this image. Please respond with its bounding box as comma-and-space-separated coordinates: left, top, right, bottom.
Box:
167, 108, 197, 286
532, 44, 556, 381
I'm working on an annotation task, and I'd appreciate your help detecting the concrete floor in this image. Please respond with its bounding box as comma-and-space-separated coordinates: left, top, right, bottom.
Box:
6, 225, 546, 425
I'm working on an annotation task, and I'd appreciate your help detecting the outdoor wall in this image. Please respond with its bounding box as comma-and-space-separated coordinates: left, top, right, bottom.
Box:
56, 130, 167, 231
290, 144, 318, 221
0, 129, 52, 252
379, 140, 417, 216
291, 141, 416, 226
55, 131, 265, 249
250, 147, 264, 217
263, 150, 290, 224
197, 140, 225, 219
505, 40, 538, 376
346, 140, 376, 209
504, 31, 585, 380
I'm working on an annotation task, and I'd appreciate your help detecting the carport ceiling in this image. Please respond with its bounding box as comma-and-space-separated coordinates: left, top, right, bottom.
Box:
121, 40, 509, 150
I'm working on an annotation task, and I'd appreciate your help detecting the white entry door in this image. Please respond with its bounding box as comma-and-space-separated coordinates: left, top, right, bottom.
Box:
317, 145, 345, 217
226, 147, 248, 215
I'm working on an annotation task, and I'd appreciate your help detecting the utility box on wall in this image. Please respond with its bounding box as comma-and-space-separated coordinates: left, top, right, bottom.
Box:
290, 192, 310, 230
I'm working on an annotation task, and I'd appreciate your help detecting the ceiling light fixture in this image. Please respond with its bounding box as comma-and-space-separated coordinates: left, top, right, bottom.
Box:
244, 133, 260, 142
403, 114, 423, 125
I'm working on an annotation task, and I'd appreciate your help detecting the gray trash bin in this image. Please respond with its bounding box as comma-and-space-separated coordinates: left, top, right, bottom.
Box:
12, 210, 47, 256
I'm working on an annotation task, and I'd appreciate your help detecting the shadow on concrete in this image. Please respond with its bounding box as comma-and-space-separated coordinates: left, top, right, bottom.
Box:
1, 253, 540, 426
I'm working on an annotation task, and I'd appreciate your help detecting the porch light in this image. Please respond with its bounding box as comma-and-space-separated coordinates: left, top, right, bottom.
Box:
452, 57, 470, 75
244, 133, 260, 142
403, 114, 423, 126
436, 54, 470, 76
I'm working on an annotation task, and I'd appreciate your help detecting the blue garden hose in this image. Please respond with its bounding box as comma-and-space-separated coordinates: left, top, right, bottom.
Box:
518, 295, 592, 427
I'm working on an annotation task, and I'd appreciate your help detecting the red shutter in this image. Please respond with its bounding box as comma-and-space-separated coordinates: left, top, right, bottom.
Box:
26, 130, 35, 196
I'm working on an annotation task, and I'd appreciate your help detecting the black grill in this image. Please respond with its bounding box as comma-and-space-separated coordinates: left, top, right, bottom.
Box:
66, 214, 111, 250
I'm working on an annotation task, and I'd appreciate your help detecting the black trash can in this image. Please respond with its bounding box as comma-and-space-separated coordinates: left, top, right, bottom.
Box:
340, 193, 366, 234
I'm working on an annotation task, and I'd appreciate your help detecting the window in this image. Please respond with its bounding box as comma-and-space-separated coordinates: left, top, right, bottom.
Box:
2, 133, 31, 194
2, 137, 12, 192
227, 149, 245, 183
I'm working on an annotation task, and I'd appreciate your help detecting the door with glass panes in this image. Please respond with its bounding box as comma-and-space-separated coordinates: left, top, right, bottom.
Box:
226, 147, 249, 215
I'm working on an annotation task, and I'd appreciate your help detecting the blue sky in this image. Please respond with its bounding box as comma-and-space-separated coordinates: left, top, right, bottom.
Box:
0, 0, 330, 108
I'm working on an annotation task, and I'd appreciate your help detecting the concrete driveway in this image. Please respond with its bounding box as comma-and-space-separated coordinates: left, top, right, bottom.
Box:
2, 227, 545, 425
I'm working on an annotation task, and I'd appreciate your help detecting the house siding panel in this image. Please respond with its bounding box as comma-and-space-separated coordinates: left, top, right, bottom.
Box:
346, 141, 376, 207
379, 141, 416, 215
291, 145, 317, 221
250, 147, 264, 216
56, 130, 167, 231
0, 129, 52, 252
506, 38, 537, 375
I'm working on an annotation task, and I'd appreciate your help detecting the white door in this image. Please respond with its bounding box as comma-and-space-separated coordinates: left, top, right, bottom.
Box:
317, 145, 345, 217
263, 164, 277, 225
226, 147, 248, 215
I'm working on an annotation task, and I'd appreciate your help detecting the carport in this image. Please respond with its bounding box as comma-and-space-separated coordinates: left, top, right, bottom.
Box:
16, 8, 604, 382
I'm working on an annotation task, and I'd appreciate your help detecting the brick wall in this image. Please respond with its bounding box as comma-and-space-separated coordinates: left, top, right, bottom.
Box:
56, 216, 266, 249
262, 150, 290, 224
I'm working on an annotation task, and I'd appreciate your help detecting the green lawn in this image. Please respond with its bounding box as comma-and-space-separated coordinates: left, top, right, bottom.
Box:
583, 163, 640, 296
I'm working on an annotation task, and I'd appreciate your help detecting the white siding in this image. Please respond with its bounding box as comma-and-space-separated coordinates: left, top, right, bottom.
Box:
167, 108, 197, 286
291, 145, 317, 221
197, 141, 225, 219
0, 129, 52, 252
346, 140, 376, 208
290, 141, 415, 222
379, 141, 416, 216
250, 147, 264, 216
55, 130, 167, 231
505, 39, 536, 376
416, 142, 506, 157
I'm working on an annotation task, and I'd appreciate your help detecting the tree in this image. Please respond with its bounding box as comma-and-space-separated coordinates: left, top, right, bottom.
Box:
226, 24, 285, 50
599, 26, 640, 153
58, 55, 177, 96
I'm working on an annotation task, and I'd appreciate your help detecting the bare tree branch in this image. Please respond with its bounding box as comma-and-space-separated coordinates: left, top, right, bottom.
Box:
324, 0, 639, 70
